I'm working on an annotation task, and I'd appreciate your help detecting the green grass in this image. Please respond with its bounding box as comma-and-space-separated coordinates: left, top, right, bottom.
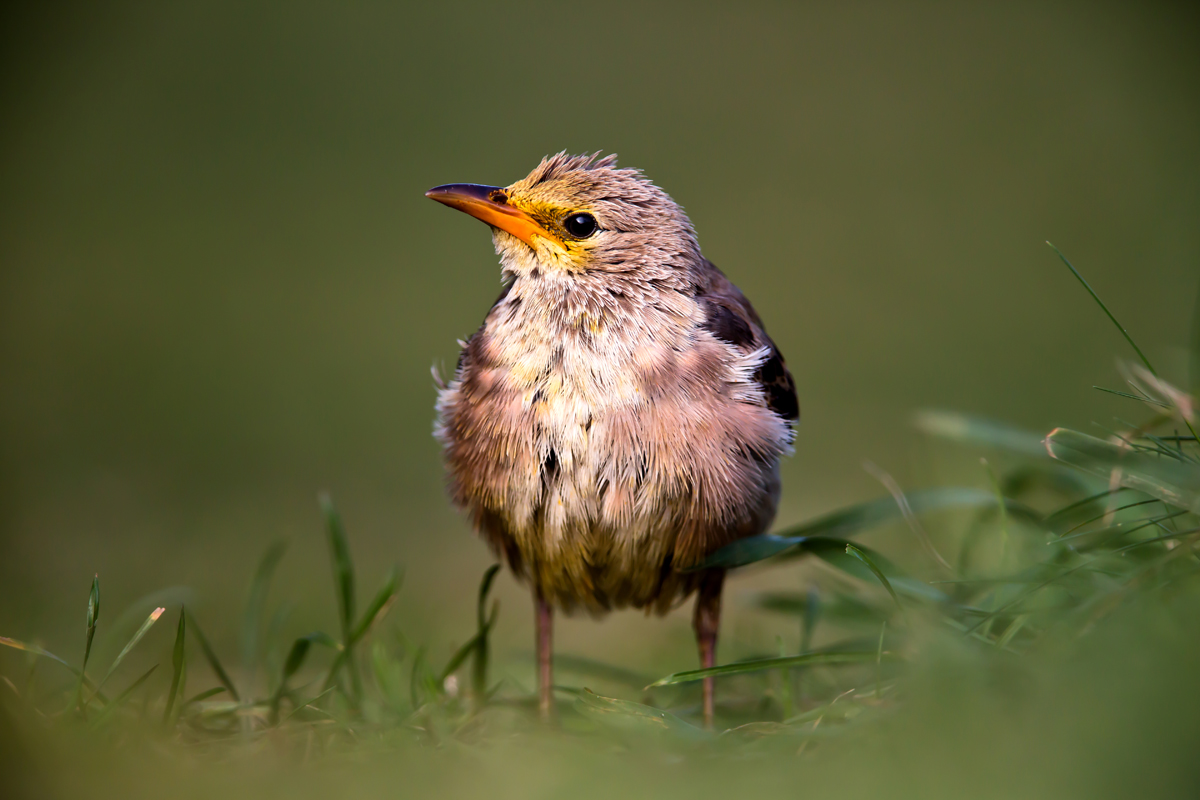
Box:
3, 252, 1200, 799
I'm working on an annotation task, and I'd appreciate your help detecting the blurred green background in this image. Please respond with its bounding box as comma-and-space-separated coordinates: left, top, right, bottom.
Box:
1, 0, 1198, 681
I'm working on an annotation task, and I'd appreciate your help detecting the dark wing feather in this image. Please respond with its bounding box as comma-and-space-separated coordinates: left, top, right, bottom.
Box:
697, 260, 799, 422
755, 344, 799, 421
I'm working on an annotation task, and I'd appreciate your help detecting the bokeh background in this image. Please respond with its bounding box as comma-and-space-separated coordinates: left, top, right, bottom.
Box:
1, 0, 1198, 685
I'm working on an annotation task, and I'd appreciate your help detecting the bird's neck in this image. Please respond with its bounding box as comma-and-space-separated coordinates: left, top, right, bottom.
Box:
505, 271, 692, 345
473, 270, 695, 406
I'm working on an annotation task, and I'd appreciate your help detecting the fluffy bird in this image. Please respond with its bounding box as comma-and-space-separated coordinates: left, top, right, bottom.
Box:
427, 153, 798, 726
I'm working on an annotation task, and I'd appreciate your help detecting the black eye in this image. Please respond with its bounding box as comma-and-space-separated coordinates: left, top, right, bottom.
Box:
563, 212, 598, 238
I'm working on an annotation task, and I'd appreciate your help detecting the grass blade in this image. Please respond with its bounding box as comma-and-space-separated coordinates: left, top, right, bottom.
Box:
845, 545, 901, 609
277, 686, 338, 726
0, 636, 108, 702
185, 611, 240, 702
647, 651, 886, 688
348, 568, 400, 647
476, 565, 501, 631
86, 607, 165, 708
439, 611, 496, 685
1045, 428, 1200, 514
319, 493, 361, 702
321, 566, 399, 695
91, 664, 158, 727
914, 409, 1049, 457
183, 686, 226, 706
269, 638, 310, 723
766, 537, 928, 604
162, 608, 186, 727
270, 632, 331, 722
1, 637, 77, 673
996, 615, 1028, 649
73, 574, 100, 715
697, 488, 1023, 569
241, 540, 288, 684
1052, 247, 1200, 441
97, 587, 193, 655
319, 494, 355, 642
552, 654, 656, 691
1045, 487, 1131, 526
863, 460, 953, 571
409, 645, 437, 709
1047, 242, 1157, 376
439, 632, 483, 685
281, 637, 312, 684
1093, 386, 1172, 408
472, 564, 501, 708
302, 630, 341, 650
113, 664, 158, 707
574, 689, 709, 739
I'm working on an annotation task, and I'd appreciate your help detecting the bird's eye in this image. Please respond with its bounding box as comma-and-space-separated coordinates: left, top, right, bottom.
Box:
563, 212, 598, 238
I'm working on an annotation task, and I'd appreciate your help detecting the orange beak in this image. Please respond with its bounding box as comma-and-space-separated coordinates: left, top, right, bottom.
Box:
425, 183, 557, 249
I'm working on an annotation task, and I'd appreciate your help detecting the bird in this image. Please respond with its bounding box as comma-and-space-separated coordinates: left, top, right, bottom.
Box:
426, 153, 798, 727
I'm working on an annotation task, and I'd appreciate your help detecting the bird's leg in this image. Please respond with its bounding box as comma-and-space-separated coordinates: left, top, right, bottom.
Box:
692, 569, 726, 729
535, 588, 554, 721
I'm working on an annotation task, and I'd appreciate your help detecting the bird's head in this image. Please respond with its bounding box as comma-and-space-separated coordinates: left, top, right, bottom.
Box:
426, 153, 700, 282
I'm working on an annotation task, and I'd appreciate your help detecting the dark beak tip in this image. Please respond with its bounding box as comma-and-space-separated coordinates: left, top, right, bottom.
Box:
424, 183, 505, 204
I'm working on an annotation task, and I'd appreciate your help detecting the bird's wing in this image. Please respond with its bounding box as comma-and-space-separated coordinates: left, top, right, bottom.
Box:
696, 260, 799, 423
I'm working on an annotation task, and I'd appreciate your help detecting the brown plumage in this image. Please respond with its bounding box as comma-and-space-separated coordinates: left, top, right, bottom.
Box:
427, 153, 798, 725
